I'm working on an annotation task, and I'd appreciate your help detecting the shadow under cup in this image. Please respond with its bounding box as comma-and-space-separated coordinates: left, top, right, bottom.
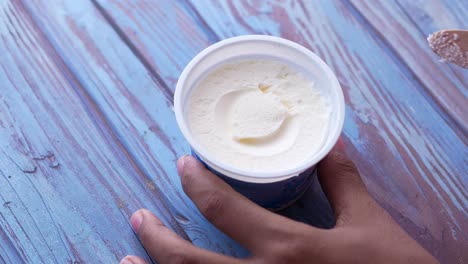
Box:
175, 35, 344, 210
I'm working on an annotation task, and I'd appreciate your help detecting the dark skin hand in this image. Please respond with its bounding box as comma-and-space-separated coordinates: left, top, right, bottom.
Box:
120, 141, 438, 264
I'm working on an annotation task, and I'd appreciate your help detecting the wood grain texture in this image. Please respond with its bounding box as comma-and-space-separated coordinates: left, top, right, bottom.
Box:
0, 0, 245, 263
24, 0, 249, 257
91, 0, 218, 93
0, 1, 159, 262
349, 0, 467, 137
397, 0, 468, 86
22, 0, 248, 257
0, 0, 467, 263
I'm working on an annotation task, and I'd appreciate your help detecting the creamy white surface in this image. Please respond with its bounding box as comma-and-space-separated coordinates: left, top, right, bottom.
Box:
187, 60, 330, 173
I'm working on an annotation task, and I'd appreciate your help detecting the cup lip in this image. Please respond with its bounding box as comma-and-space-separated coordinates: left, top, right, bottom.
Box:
174, 35, 344, 182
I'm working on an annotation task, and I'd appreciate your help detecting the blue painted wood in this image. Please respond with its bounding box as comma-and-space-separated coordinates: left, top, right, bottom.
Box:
394, 0, 468, 93
350, 0, 467, 134
0, 0, 245, 263
23, 1, 246, 255
19, 0, 247, 258
0, 2, 156, 262
91, 0, 218, 92
0, 0, 467, 263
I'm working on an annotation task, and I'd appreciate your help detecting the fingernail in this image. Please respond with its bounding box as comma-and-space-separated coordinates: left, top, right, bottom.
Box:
119, 256, 134, 264
177, 155, 188, 175
130, 211, 143, 233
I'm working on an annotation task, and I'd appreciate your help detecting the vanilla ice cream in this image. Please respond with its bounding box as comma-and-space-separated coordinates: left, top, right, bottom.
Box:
187, 59, 331, 173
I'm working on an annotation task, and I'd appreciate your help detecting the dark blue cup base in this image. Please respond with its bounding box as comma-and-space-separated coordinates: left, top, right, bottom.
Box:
192, 151, 316, 211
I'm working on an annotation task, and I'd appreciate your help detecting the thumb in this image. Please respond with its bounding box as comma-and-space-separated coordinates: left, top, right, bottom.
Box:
317, 139, 376, 226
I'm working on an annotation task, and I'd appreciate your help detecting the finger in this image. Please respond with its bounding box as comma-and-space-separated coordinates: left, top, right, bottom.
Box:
131, 209, 241, 264
317, 138, 376, 226
119, 255, 147, 264
178, 156, 323, 252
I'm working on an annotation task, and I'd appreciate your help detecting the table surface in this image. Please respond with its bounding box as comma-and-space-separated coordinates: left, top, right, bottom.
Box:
0, 0, 467, 263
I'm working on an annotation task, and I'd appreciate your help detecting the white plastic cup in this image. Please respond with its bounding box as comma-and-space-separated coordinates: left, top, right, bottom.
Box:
175, 35, 344, 210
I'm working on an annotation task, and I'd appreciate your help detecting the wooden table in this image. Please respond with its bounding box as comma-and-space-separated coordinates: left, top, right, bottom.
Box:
0, 1, 466, 263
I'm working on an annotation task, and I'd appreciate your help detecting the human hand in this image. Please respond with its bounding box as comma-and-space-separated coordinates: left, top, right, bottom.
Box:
120, 141, 438, 264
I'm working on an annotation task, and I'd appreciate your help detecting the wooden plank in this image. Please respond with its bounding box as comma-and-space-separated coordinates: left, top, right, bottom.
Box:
183, 1, 468, 263
20, 0, 247, 257
91, 0, 217, 92
349, 0, 467, 141
396, 0, 467, 36
0, 1, 168, 262
1, 0, 246, 263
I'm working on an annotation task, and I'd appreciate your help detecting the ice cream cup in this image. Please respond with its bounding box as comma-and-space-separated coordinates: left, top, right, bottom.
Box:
174, 35, 344, 210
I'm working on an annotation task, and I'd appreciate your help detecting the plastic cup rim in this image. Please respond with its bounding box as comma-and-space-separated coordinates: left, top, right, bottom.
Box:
174, 35, 345, 182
